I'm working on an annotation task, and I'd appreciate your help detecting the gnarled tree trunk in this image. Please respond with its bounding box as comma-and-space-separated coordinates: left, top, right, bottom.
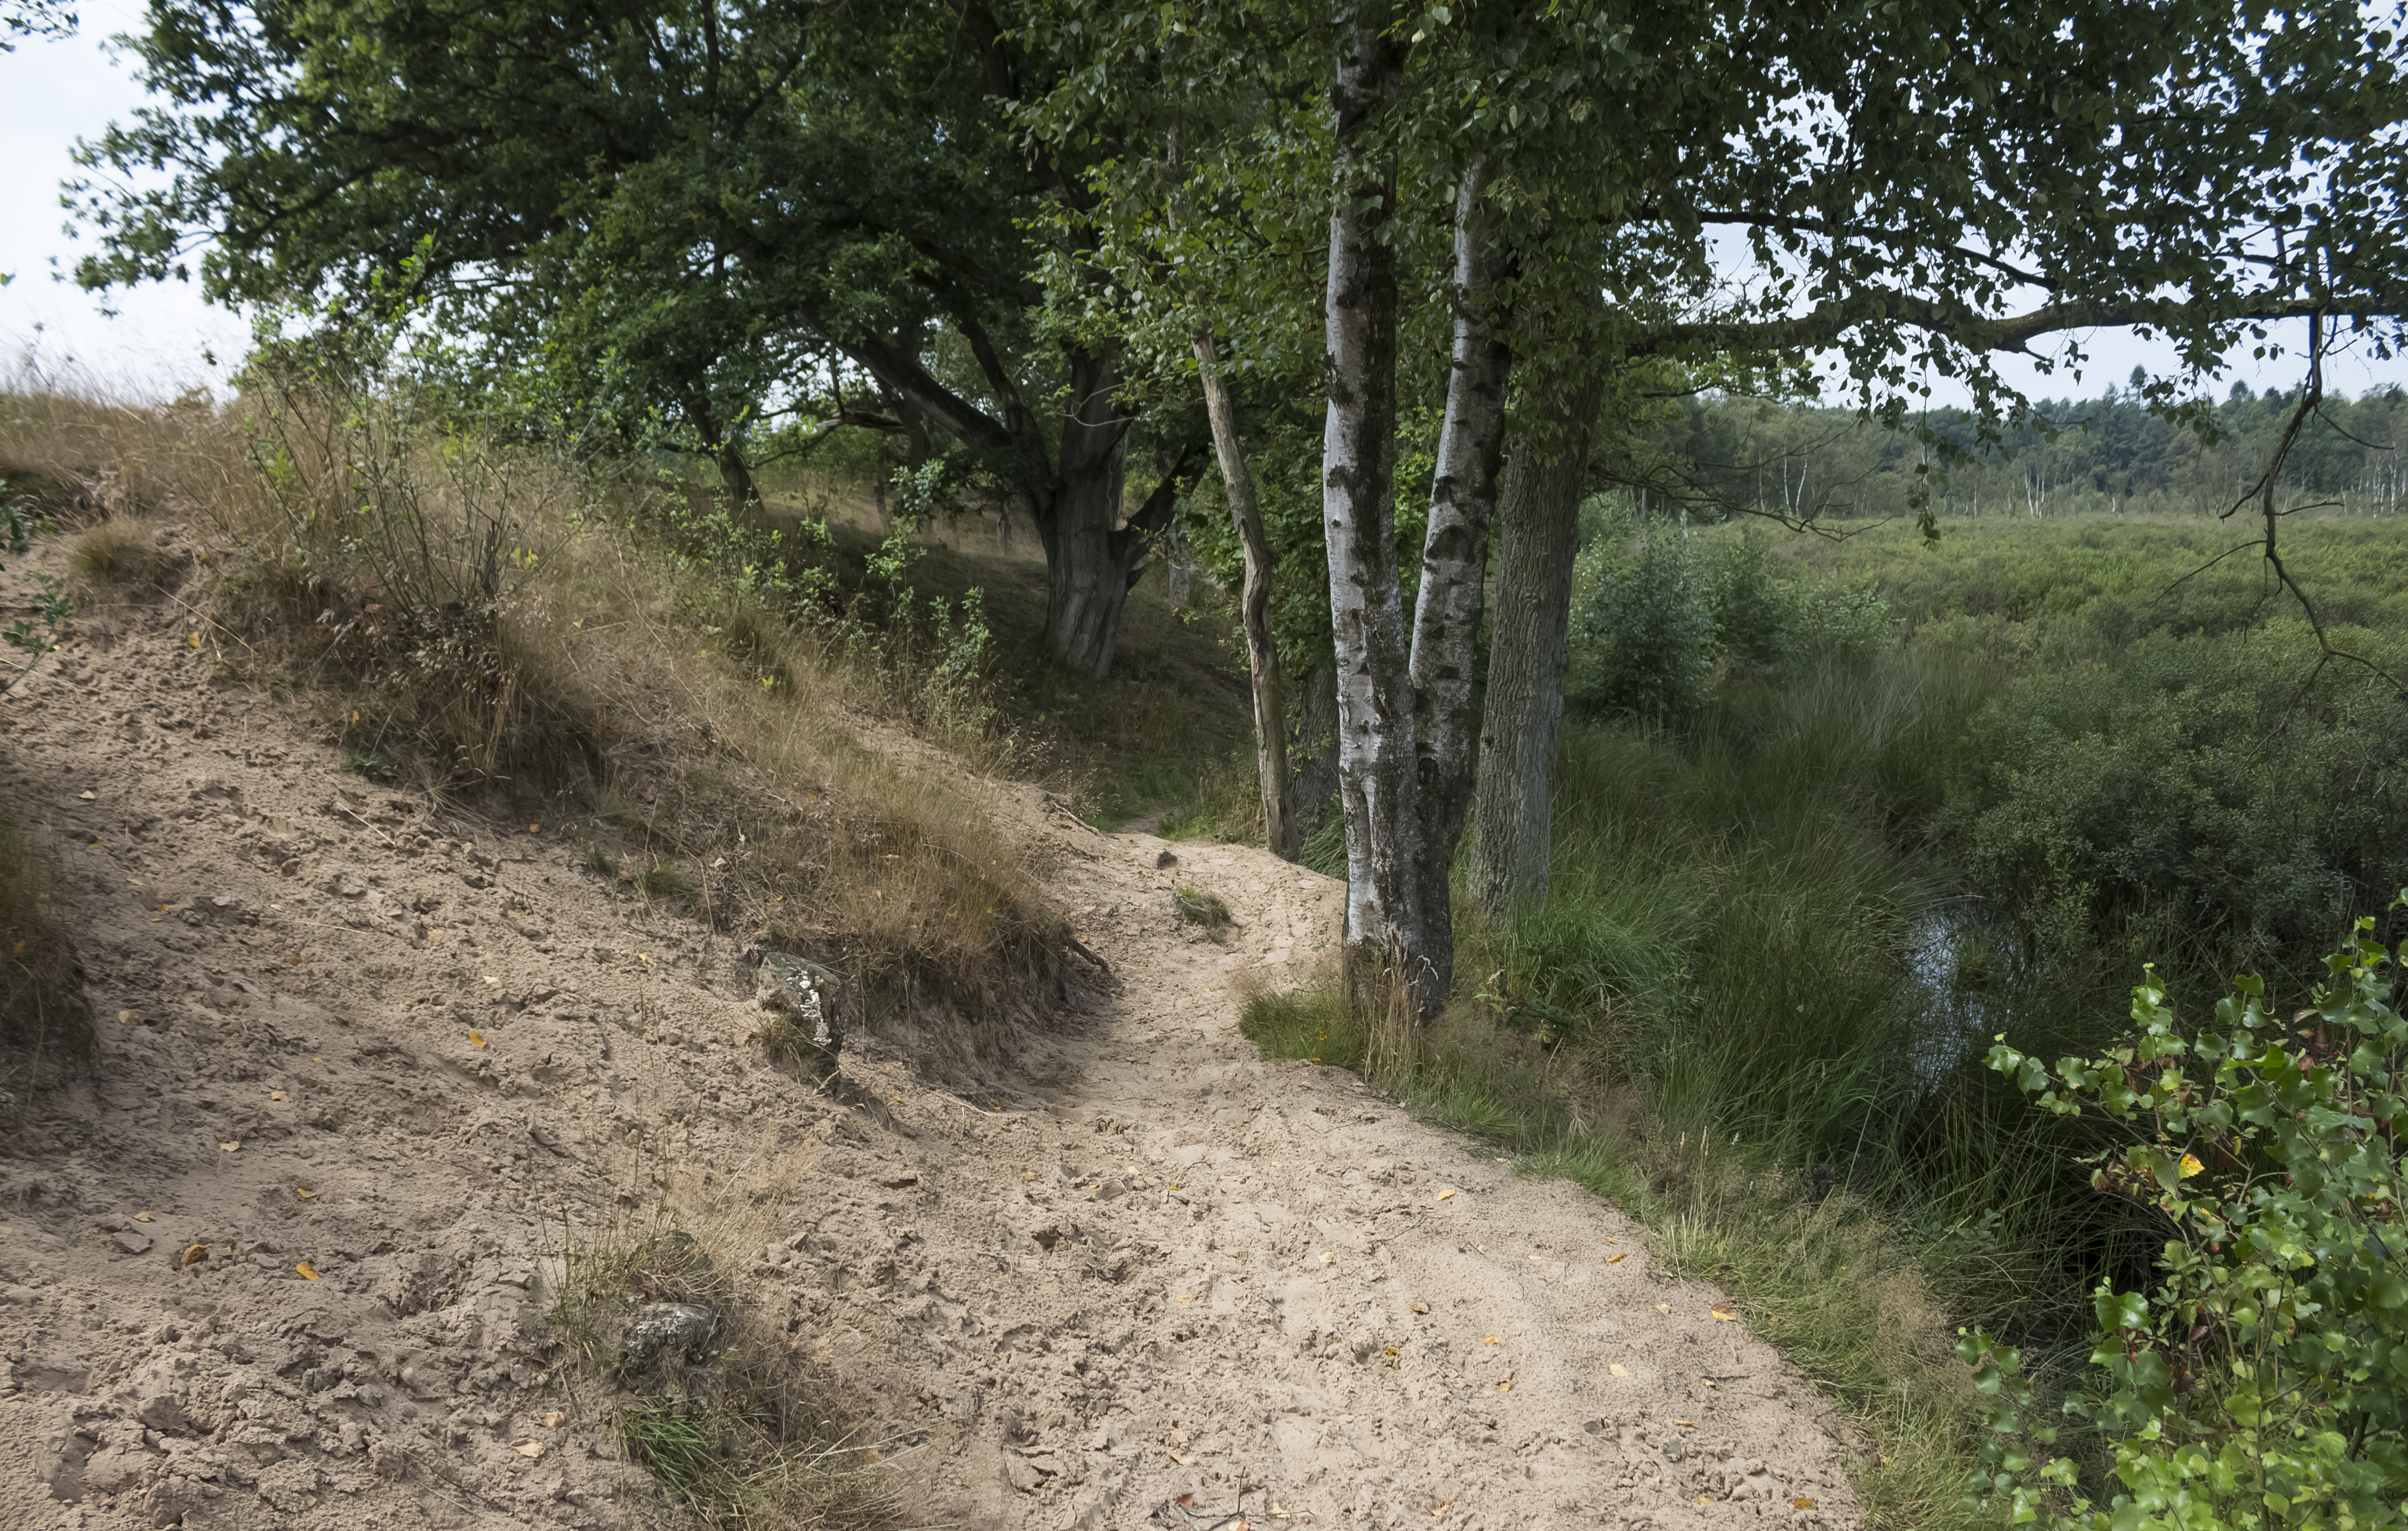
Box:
1195, 327, 1297, 859
1467, 313, 1610, 922
1034, 347, 1136, 678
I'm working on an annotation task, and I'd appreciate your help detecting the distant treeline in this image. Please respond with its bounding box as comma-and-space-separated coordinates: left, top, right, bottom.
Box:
1637, 375, 2408, 523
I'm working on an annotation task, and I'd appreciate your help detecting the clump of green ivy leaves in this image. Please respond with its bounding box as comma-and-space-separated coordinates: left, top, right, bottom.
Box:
1959, 899, 2408, 1531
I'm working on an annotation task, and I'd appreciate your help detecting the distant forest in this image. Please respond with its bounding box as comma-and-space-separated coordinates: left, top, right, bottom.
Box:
1637, 373, 2408, 523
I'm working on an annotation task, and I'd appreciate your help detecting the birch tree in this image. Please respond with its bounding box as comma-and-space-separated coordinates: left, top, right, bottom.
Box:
1041, 0, 2408, 1011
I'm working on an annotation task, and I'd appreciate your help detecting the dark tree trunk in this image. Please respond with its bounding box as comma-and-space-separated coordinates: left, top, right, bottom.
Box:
1033, 347, 1134, 678
1467, 311, 1609, 922
1399, 160, 1512, 1008
1195, 327, 1297, 859
1321, 12, 1415, 985
1291, 665, 1341, 835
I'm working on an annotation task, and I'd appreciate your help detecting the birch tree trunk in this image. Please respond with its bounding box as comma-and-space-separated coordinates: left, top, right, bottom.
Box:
1399, 160, 1512, 1009
1467, 319, 1609, 922
1195, 327, 1298, 859
1321, 11, 1414, 985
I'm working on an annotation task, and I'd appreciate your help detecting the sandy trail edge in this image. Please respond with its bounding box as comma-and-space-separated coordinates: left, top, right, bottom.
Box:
0, 533, 1867, 1531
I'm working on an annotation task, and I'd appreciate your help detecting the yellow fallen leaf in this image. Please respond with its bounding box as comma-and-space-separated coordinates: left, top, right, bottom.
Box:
1656, 1303, 1671, 1315
78, 791, 95, 801
313, 1057, 324, 1063
543, 1411, 566, 1429
1711, 1303, 1738, 1322
1175, 1293, 1196, 1305
1496, 1379, 1512, 1393
1483, 1335, 1500, 1345
1610, 1364, 1629, 1377
1673, 1419, 1695, 1428
118, 1009, 141, 1025
1607, 1252, 1626, 1264
1435, 1187, 1457, 1202
1317, 1251, 1333, 1265
187, 632, 201, 648
270, 1091, 287, 1101
133, 1211, 154, 1223
179, 1244, 208, 1268
1410, 1300, 1429, 1314
294, 1188, 316, 1199
469, 1031, 486, 1048
219, 1140, 240, 1153
527, 824, 539, 833
512, 1440, 545, 1459
1697, 1495, 1715, 1506
482, 975, 502, 986
1793, 1499, 1818, 1510
294, 1260, 320, 1280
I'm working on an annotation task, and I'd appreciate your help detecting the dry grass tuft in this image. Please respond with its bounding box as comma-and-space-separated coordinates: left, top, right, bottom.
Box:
70, 517, 191, 600
552, 1149, 902, 1529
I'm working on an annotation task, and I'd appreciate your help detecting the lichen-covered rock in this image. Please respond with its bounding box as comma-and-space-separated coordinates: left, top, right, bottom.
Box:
757, 951, 842, 1082
618, 1302, 718, 1368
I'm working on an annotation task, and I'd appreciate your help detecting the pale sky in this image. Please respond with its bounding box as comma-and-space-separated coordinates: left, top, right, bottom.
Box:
3, 7, 2403, 409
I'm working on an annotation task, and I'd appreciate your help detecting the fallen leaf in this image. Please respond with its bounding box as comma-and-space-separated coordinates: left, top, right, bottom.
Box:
1793, 1499, 1818, 1510
1697, 1496, 1715, 1506
1496, 1380, 1512, 1393
544, 1411, 566, 1429
469, 1031, 486, 1048
1711, 1304, 1738, 1322
1656, 1303, 1671, 1315
294, 1260, 320, 1280
1167, 1451, 1192, 1466
1435, 1187, 1457, 1202
179, 1244, 208, 1269
1603, 1237, 1617, 1244
294, 1188, 316, 1200
78, 791, 95, 801
1175, 1293, 1196, 1305
1607, 1252, 1626, 1265
135, 1211, 153, 1223
1483, 1335, 1500, 1346
118, 1009, 141, 1025
512, 1440, 545, 1459
482, 975, 502, 987
218, 1140, 240, 1153
1610, 1364, 1629, 1377
1410, 1300, 1429, 1314
1176, 1495, 1196, 1510
270, 1091, 287, 1102
1673, 1419, 1694, 1428
527, 824, 539, 833
1317, 1251, 1333, 1265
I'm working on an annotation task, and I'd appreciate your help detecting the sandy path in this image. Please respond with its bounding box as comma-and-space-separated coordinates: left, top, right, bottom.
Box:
0, 531, 1865, 1529
863, 814, 1866, 1530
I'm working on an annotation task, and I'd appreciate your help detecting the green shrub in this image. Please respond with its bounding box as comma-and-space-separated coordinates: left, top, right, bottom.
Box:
1961, 909, 2408, 1531
1567, 502, 1720, 720
1942, 621, 2408, 983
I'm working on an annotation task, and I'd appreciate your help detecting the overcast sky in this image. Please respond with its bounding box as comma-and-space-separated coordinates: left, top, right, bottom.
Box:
5, 7, 2405, 410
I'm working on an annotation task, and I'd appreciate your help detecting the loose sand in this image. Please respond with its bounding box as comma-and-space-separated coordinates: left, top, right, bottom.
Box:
0, 535, 1866, 1529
